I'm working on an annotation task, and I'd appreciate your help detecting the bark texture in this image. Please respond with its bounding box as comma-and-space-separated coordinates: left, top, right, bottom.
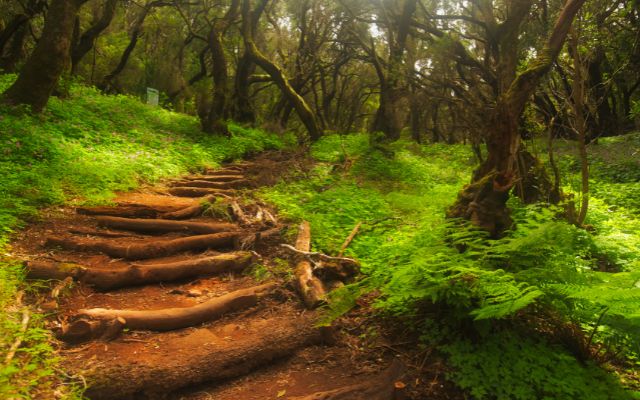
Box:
95, 216, 237, 235
26, 252, 254, 290
1, 0, 82, 112
293, 221, 326, 308
241, 0, 322, 141
72, 313, 324, 399
447, 0, 588, 236
45, 232, 239, 260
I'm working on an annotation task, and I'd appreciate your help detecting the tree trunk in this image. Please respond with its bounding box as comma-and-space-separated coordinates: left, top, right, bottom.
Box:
241, 0, 322, 141
233, 51, 257, 123
70, 0, 118, 75
203, 26, 230, 135
232, 0, 268, 124
0, 22, 28, 72
372, 84, 403, 141
1, 0, 82, 112
100, 1, 166, 92
447, 0, 588, 236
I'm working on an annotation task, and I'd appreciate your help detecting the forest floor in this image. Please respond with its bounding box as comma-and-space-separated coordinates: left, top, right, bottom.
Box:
11, 151, 459, 400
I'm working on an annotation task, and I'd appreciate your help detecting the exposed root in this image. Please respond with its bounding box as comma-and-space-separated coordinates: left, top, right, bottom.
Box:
160, 195, 217, 220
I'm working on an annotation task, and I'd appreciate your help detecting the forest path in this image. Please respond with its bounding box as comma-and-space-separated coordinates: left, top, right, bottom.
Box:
13, 151, 405, 400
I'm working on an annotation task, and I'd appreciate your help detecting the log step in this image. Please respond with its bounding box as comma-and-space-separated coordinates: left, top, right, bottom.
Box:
169, 187, 235, 198
66, 312, 324, 399
26, 252, 254, 290
170, 179, 248, 189
95, 216, 237, 235
58, 283, 277, 343
45, 232, 239, 260
184, 174, 245, 182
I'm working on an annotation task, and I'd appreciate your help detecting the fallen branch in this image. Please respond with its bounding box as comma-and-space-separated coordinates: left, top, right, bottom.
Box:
45, 232, 239, 260
169, 187, 235, 198
26, 252, 254, 290
4, 292, 30, 366
280, 244, 359, 266
58, 283, 276, 343
95, 216, 237, 235
338, 221, 362, 257
292, 221, 326, 309
229, 201, 251, 225
238, 226, 284, 250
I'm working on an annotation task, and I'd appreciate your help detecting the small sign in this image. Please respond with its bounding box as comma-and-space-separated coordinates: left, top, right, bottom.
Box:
146, 88, 159, 106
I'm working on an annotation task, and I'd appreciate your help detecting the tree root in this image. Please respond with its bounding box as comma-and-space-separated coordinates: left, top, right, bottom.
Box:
160, 195, 218, 220
45, 232, 239, 260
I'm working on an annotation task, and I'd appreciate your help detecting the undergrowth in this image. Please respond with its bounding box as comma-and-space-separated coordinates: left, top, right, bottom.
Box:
0, 74, 290, 398
259, 132, 640, 399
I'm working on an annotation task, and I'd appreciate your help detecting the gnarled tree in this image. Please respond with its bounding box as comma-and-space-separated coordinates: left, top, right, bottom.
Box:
1, 0, 85, 112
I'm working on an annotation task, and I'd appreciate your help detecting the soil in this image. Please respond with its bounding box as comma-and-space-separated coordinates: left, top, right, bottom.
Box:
12, 151, 462, 400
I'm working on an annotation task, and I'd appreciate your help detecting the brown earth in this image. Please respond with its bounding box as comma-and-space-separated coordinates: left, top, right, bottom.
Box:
13, 151, 461, 400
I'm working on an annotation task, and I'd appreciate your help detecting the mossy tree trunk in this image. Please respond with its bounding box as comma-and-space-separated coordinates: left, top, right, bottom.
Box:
447, 0, 588, 236
204, 25, 230, 135
241, 0, 322, 141
1, 0, 83, 112
70, 0, 118, 75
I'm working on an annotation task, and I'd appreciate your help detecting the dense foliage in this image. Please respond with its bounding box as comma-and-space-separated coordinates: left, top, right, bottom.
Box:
260, 133, 640, 399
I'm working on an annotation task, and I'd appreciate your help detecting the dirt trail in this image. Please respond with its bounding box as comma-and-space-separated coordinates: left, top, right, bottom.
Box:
13, 152, 413, 400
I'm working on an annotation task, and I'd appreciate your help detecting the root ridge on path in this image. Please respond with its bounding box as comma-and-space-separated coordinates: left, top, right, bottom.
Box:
14, 152, 406, 400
